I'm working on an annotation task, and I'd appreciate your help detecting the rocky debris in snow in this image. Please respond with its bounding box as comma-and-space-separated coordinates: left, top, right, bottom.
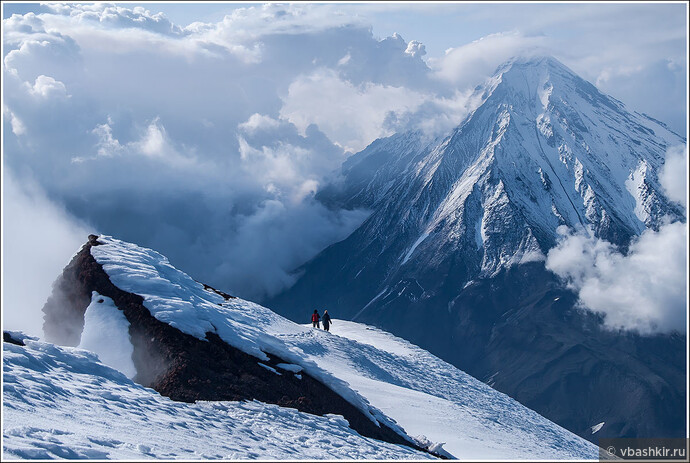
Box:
3, 331, 26, 346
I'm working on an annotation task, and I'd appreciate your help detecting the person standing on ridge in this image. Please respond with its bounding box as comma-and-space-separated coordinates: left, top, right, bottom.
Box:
311, 310, 321, 328
322, 310, 332, 332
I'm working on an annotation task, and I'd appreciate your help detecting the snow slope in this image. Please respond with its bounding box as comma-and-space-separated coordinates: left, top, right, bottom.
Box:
275, 320, 599, 460
2, 333, 431, 460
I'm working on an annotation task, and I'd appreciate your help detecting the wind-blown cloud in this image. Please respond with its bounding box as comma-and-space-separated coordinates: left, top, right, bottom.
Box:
431, 31, 547, 88
659, 145, 688, 208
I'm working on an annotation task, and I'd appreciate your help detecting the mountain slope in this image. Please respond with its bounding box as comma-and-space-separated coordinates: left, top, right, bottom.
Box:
267, 56, 686, 442
4, 234, 599, 460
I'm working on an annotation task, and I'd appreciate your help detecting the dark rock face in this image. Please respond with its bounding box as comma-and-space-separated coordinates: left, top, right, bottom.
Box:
42, 235, 103, 346
41, 236, 424, 453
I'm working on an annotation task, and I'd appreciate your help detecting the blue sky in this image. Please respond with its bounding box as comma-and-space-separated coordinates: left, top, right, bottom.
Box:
2, 2, 687, 334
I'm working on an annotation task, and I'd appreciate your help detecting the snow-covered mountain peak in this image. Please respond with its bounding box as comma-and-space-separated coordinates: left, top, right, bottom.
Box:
269, 54, 686, 447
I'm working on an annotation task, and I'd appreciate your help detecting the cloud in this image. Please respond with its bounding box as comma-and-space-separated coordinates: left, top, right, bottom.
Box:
186, 3, 368, 43
430, 31, 547, 88
659, 145, 687, 208
42, 3, 184, 37
3, 105, 26, 136
90, 118, 123, 158
237, 114, 346, 203
72, 117, 196, 168
2, 170, 93, 338
545, 223, 687, 335
27, 75, 69, 99
280, 68, 428, 152
212, 199, 369, 300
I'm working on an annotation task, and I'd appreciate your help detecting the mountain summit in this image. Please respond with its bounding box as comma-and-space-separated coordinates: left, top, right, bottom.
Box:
322, 55, 683, 280
267, 56, 686, 442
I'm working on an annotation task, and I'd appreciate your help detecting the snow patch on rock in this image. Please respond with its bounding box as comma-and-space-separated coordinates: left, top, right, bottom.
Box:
78, 292, 136, 379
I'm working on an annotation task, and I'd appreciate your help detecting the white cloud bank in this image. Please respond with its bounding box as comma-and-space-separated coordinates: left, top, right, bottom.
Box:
280, 68, 428, 153
546, 223, 686, 335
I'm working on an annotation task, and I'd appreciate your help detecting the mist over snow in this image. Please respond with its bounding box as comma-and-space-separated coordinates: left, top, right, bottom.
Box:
2, 2, 687, 307
77, 292, 137, 378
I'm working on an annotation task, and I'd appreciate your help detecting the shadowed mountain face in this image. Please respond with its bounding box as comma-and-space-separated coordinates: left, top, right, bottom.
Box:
266, 56, 686, 441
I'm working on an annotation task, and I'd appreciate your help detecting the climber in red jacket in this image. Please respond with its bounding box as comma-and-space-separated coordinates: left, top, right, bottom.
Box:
311, 310, 321, 329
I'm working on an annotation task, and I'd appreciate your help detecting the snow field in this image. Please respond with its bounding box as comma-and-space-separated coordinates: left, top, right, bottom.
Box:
2, 337, 432, 460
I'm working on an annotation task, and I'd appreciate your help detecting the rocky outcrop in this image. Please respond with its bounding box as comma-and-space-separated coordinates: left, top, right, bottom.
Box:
41, 235, 430, 454
3, 331, 26, 346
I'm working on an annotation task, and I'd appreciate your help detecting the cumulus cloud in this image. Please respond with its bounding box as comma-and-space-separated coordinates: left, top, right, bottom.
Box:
27, 75, 69, 99
2, 171, 92, 338
237, 113, 346, 203
546, 224, 687, 335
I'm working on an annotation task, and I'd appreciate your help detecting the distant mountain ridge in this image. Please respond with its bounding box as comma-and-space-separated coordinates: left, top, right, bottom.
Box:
267, 55, 686, 442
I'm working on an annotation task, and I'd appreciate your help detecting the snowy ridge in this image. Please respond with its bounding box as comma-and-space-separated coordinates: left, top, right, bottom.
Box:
90, 235, 397, 430
294, 320, 599, 459
4, 235, 601, 459
2, 335, 431, 460
81, 235, 596, 459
